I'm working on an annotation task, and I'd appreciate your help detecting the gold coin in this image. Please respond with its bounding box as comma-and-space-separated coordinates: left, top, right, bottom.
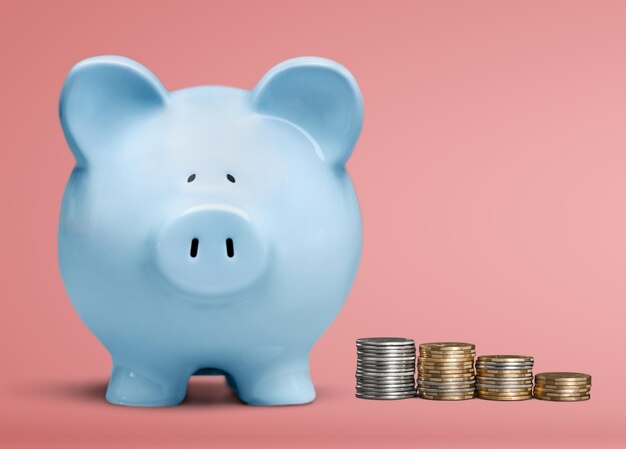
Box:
477, 370, 533, 376
535, 383, 590, 390
534, 380, 590, 388
419, 393, 475, 400
534, 377, 590, 383
420, 348, 476, 353
535, 372, 591, 382
417, 363, 474, 371
418, 362, 474, 369
420, 363, 474, 369
534, 395, 590, 402
419, 356, 475, 362
477, 355, 534, 363
420, 370, 475, 376
419, 350, 475, 356
534, 390, 591, 398
417, 383, 475, 391
419, 356, 474, 362
420, 342, 475, 351
476, 374, 533, 379
477, 367, 533, 372
535, 390, 591, 396
478, 389, 533, 395
534, 385, 591, 392
418, 373, 475, 380
477, 384, 533, 389
419, 355, 475, 361
418, 355, 474, 361
477, 394, 532, 401
478, 383, 532, 388
419, 391, 476, 397
476, 379, 533, 386
535, 384, 590, 391
478, 390, 533, 396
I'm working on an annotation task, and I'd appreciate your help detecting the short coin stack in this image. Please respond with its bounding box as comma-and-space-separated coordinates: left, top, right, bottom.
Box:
476, 355, 534, 400
417, 342, 476, 400
534, 372, 592, 401
355, 337, 417, 400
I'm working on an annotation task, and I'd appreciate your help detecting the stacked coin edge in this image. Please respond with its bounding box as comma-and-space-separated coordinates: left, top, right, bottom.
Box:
476, 355, 534, 401
533, 372, 592, 401
355, 337, 417, 400
417, 342, 476, 400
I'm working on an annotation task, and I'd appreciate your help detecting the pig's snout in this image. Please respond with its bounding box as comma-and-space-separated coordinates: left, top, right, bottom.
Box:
155, 205, 268, 296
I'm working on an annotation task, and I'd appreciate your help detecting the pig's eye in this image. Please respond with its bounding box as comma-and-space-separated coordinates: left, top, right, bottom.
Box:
187, 174, 196, 183
226, 174, 236, 183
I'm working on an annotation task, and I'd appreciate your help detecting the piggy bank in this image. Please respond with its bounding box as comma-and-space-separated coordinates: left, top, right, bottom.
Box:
58, 56, 363, 406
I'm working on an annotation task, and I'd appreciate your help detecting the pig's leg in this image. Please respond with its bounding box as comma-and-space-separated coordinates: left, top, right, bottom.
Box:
229, 352, 315, 406
106, 364, 190, 407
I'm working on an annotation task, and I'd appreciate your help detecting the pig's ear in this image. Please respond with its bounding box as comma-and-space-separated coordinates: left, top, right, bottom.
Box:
252, 57, 363, 166
59, 56, 168, 166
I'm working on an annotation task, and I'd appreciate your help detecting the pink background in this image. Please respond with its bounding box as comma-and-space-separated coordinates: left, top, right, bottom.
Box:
1, 0, 626, 447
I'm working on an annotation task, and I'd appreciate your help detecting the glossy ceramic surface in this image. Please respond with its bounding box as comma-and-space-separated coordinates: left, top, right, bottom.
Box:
58, 56, 363, 406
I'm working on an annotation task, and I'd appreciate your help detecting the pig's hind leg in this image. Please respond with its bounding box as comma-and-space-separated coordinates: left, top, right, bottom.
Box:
228, 352, 315, 406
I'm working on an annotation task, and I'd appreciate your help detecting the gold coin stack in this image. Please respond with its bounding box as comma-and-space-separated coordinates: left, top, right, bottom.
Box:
534, 372, 592, 401
417, 342, 476, 400
475, 355, 534, 401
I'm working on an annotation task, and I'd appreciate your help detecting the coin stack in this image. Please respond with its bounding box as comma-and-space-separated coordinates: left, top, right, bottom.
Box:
417, 342, 476, 400
355, 337, 417, 400
475, 355, 534, 400
534, 372, 592, 401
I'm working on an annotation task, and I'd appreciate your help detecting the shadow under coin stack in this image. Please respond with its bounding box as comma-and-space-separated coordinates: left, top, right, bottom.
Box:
476, 355, 534, 400
534, 372, 592, 401
417, 342, 476, 400
355, 338, 417, 400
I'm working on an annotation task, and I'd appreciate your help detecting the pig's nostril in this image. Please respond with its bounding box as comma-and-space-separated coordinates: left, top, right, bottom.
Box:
190, 238, 199, 258
226, 238, 234, 258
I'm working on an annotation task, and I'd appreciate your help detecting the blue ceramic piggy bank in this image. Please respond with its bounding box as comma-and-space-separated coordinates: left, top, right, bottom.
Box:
58, 56, 363, 406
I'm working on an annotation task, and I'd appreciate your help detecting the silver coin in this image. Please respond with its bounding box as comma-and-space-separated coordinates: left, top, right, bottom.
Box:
357, 356, 416, 363
355, 392, 416, 400
357, 379, 415, 385
357, 362, 415, 368
357, 365, 415, 371
357, 348, 416, 354
417, 387, 476, 394
357, 385, 415, 391
356, 374, 415, 380
358, 384, 415, 389
357, 351, 416, 357
357, 337, 415, 346
358, 366, 415, 372
357, 356, 416, 361
356, 376, 415, 382
358, 344, 416, 350
356, 370, 415, 376
356, 360, 415, 367
357, 359, 415, 365
358, 352, 416, 358
476, 364, 534, 370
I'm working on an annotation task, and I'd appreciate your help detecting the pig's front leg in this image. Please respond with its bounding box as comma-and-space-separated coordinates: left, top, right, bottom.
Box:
106, 364, 190, 407
229, 351, 315, 406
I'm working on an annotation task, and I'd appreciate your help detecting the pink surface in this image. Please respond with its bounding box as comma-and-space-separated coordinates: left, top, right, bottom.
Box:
1, 0, 626, 447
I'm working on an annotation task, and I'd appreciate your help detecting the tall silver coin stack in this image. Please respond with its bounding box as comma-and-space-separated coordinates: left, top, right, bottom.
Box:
355, 337, 417, 400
